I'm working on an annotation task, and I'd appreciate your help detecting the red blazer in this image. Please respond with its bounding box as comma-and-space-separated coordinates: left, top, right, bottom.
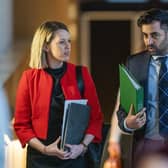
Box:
14, 62, 103, 147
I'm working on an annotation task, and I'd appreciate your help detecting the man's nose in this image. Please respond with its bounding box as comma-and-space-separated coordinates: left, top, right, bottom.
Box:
147, 37, 154, 45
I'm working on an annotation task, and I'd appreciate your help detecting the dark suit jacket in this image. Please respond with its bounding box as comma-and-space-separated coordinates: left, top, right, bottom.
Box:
117, 50, 151, 144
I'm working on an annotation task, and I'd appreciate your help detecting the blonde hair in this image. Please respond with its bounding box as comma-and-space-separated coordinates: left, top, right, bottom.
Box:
29, 21, 69, 69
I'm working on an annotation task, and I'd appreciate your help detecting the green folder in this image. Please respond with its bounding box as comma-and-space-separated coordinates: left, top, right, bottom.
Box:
119, 64, 144, 114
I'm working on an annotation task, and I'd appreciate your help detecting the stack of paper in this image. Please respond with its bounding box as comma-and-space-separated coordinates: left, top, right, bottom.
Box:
60, 99, 90, 151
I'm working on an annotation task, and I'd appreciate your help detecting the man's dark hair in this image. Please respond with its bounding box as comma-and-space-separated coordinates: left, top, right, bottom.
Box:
137, 8, 168, 30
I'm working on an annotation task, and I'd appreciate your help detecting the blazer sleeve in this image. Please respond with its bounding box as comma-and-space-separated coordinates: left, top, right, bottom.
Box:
117, 105, 133, 133
14, 71, 36, 147
82, 66, 103, 142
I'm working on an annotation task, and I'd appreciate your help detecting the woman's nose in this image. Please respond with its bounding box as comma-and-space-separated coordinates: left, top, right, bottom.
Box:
65, 42, 71, 49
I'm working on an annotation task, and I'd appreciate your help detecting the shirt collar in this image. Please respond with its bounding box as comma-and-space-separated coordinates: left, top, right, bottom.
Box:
152, 55, 168, 61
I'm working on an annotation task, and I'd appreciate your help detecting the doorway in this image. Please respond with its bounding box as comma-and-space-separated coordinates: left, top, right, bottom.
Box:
80, 11, 143, 122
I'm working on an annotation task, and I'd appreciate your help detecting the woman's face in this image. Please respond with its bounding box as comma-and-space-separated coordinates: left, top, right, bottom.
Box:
45, 29, 71, 67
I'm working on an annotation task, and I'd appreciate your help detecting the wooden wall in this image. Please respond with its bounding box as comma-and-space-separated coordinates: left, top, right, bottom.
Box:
4, 0, 79, 115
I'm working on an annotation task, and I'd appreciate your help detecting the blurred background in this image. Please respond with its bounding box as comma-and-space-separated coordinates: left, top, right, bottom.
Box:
1, 0, 168, 167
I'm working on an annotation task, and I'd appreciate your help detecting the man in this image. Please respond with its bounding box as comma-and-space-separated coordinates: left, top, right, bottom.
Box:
117, 8, 168, 166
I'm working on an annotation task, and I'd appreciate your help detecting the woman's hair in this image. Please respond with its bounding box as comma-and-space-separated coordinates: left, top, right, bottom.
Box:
29, 21, 69, 69
137, 8, 168, 30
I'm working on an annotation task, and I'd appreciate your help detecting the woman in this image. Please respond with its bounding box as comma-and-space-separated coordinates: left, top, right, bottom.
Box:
13, 21, 103, 168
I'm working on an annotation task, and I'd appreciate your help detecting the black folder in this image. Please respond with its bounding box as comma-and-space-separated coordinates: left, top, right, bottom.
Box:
60, 103, 90, 150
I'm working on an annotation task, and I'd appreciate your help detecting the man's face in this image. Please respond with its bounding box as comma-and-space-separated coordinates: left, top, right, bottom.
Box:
142, 21, 168, 55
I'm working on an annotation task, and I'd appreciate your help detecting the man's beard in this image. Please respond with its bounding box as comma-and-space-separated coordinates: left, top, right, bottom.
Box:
147, 33, 168, 56
147, 44, 161, 55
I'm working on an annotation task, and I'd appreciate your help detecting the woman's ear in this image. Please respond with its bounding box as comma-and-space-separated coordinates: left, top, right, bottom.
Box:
43, 43, 48, 52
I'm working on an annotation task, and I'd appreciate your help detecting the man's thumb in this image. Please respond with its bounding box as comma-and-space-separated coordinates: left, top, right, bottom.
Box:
128, 104, 134, 116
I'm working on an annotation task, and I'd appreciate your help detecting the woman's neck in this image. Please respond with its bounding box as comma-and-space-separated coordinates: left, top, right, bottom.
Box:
48, 61, 63, 69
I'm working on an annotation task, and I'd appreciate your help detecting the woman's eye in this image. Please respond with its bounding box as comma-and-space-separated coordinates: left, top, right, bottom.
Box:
59, 41, 65, 44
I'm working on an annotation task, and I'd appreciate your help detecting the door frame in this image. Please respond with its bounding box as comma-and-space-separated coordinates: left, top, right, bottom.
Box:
80, 11, 144, 69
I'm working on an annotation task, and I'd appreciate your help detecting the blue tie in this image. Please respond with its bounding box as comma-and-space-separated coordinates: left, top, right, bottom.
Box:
159, 56, 168, 137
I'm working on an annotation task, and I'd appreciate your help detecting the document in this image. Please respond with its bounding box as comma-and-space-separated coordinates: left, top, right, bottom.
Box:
119, 64, 144, 114
60, 99, 90, 151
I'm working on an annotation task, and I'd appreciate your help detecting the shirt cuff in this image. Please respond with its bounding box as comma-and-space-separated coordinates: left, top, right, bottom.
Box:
124, 119, 136, 132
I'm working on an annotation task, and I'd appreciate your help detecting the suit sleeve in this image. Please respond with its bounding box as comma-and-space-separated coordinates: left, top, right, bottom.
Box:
14, 71, 36, 147
117, 105, 133, 133
82, 66, 103, 143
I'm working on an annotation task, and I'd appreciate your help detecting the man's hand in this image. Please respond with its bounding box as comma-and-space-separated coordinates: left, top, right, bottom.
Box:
125, 104, 146, 129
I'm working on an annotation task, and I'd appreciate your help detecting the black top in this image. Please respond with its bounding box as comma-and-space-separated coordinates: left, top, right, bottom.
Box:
43, 62, 67, 145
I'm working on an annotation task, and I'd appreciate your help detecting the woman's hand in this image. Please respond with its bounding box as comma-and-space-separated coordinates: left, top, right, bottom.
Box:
125, 104, 146, 129
44, 137, 71, 159
65, 144, 84, 159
